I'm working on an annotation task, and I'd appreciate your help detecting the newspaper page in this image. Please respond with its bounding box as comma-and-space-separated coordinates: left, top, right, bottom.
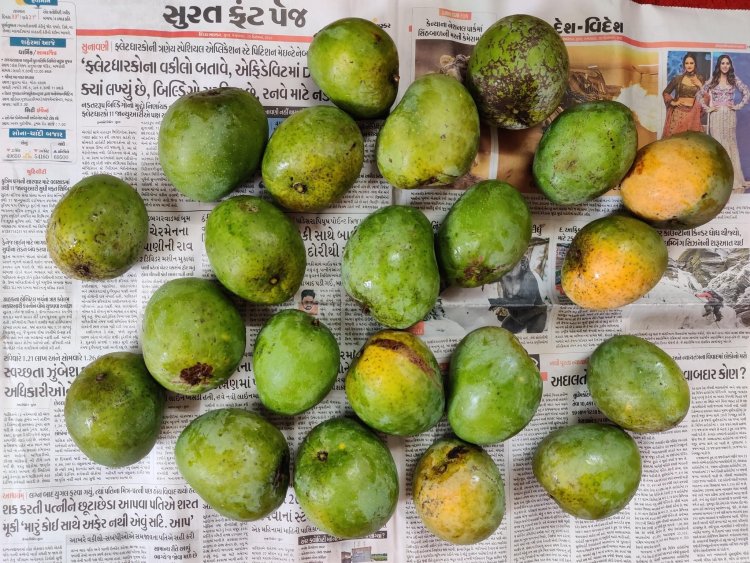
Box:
2, 0, 749, 562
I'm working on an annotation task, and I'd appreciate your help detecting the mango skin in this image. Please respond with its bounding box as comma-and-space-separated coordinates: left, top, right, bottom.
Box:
342, 205, 439, 329
175, 408, 289, 521
205, 196, 306, 305
533, 423, 642, 520
158, 87, 268, 202
253, 309, 340, 415
293, 417, 398, 539
307, 18, 399, 119
447, 327, 542, 445
142, 277, 246, 395
413, 438, 505, 544
46, 174, 148, 280
438, 180, 531, 288
620, 131, 733, 229
65, 352, 165, 468
262, 106, 364, 212
466, 14, 569, 129
561, 215, 667, 310
588, 335, 690, 433
376, 73, 480, 189
533, 100, 638, 204
346, 330, 444, 436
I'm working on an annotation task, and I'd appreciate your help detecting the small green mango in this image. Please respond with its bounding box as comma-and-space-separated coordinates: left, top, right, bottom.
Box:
438, 180, 531, 288
376, 73, 480, 189
307, 17, 399, 119
175, 408, 289, 521
46, 174, 148, 280
448, 327, 542, 445
342, 205, 439, 329
253, 309, 340, 415
262, 106, 364, 212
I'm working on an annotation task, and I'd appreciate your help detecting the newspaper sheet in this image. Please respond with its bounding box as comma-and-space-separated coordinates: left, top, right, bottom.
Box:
2, 0, 749, 561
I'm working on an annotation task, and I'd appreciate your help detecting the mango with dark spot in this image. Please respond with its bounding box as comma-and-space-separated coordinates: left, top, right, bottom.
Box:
620, 131, 733, 229
293, 417, 398, 538
376, 73, 480, 189
533, 423, 642, 520
413, 437, 505, 544
466, 14, 569, 130
346, 330, 444, 436
46, 174, 148, 280
561, 215, 667, 310
342, 205, 439, 328
447, 327, 542, 445
437, 180, 531, 288
205, 195, 306, 305
65, 352, 165, 467
533, 100, 638, 204
175, 408, 289, 521
141, 277, 246, 395
262, 106, 364, 212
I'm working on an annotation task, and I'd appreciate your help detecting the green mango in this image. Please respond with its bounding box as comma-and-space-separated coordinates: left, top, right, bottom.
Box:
533, 423, 642, 520
376, 73, 479, 189
65, 352, 165, 467
588, 335, 690, 433
205, 196, 306, 305
253, 309, 340, 415
413, 437, 505, 544
342, 205, 439, 329
293, 417, 398, 539
262, 106, 364, 211
175, 408, 289, 521
447, 327, 542, 445
142, 277, 246, 395
307, 17, 399, 119
158, 87, 268, 202
533, 100, 638, 204
437, 180, 532, 288
345, 329, 444, 436
46, 174, 148, 280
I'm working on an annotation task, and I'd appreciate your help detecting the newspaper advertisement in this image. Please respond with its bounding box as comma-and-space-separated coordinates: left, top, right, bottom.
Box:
2, 0, 749, 561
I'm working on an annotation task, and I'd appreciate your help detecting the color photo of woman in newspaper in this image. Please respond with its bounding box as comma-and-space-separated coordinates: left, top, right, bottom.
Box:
661, 51, 709, 138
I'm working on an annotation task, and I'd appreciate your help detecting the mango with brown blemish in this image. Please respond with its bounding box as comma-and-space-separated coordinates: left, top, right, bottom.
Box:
620, 131, 733, 229
345, 329, 444, 436
561, 215, 667, 310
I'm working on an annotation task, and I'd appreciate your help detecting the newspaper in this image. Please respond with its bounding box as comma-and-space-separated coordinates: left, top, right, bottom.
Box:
2, 0, 749, 561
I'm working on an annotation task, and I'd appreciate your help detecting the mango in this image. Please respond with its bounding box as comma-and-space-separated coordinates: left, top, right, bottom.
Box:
376, 73, 479, 189
65, 352, 165, 467
346, 329, 444, 436
533, 100, 638, 204
588, 335, 690, 433
46, 174, 148, 280
175, 408, 289, 521
447, 327, 542, 445
158, 87, 267, 202
141, 277, 246, 395
253, 309, 340, 415
262, 106, 364, 211
437, 180, 531, 288
293, 417, 398, 539
533, 423, 642, 520
466, 14, 569, 129
413, 437, 505, 544
205, 196, 306, 305
342, 205, 439, 328
561, 215, 667, 309
307, 17, 399, 119
620, 131, 733, 229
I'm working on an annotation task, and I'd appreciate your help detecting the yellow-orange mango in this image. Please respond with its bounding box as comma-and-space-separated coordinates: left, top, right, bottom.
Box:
620, 131, 732, 229
561, 215, 667, 310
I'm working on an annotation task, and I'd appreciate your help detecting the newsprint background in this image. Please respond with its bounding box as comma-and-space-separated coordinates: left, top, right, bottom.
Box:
2, 0, 749, 562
